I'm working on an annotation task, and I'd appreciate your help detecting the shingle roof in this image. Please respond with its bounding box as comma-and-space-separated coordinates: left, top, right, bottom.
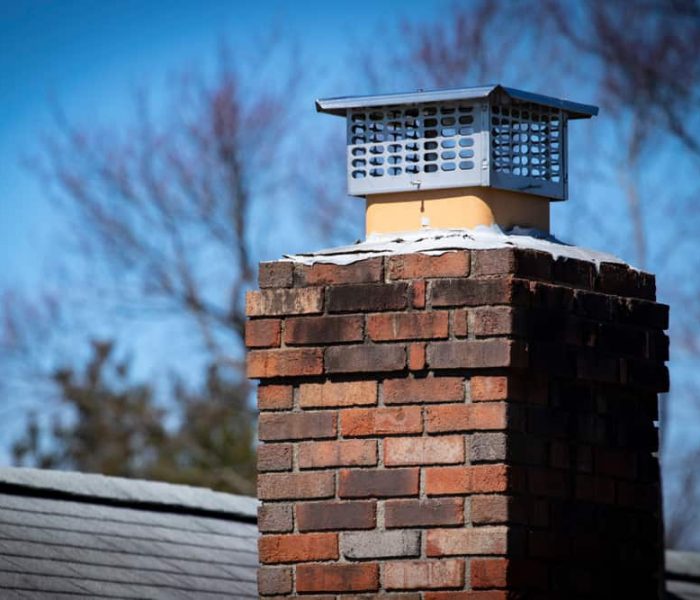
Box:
667, 550, 700, 600
0, 468, 258, 599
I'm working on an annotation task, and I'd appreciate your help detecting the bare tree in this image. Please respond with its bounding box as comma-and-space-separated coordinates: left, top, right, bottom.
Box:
27, 43, 301, 363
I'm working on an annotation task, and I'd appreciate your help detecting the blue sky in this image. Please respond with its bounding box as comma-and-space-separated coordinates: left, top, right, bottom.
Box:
0, 1, 696, 484
0, 0, 453, 287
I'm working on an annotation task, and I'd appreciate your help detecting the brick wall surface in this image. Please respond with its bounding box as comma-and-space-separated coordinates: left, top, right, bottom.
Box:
247, 248, 668, 599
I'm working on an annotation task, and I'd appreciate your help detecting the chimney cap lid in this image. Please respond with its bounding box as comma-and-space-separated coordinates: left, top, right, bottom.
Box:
316, 84, 598, 119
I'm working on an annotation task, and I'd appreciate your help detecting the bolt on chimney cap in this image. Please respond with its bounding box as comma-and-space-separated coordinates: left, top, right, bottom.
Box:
316, 84, 599, 120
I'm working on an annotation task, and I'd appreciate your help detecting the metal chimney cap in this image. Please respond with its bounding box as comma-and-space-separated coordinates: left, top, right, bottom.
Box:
316, 84, 599, 120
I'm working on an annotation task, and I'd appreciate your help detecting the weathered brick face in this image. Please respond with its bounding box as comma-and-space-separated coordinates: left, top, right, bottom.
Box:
249, 248, 668, 598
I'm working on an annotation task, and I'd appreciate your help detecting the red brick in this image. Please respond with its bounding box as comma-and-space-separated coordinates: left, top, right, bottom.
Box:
325, 344, 406, 373
258, 472, 334, 500
258, 566, 292, 595
385, 498, 464, 528
427, 340, 527, 370
247, 348, 323, 378
339, 468, 419, 498
257, 385, 293, 410
245, 319, 281, 348
387, 252, 470, 279
296, 258, 383, 286
473, 307, 526, 337
426, 527, 508, 556
383, 559, 465, 590
297, 563, 379, 593
453, 310, 468, 337
299, 381, 377, 408
425, 403, 508, 433
259, 532, 338, 564
258, 504, 293, 533
341, 407, 422, 437
299, 439, 377, 469
412, 280, 427, 308
425, 465, 509, 495
327, 283, 408, 313
385, 436, 465, 466
259, 412, 336, 441
470, 376, 519, 402
297, 500, 376, 531
367, 312, 449, 341
257, 443, 292, 472
384, 377, 464, 405
258, 261, 293, 288
285, 315, 364, 345
430, 277, 527, 307
408, 343, 426, 371
471, 558, 508, 589
246, 287, 323, 316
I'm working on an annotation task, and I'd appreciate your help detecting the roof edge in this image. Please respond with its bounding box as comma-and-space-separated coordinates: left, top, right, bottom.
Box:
0, 467, 258, 522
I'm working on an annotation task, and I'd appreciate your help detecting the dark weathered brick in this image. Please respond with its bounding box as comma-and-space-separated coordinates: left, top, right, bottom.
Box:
297, 500, 376, 531
552, 257, 595, 289
597, 263, 655, 300
431, 277, 527, 308
258, 261, 294, 288
325, 344, 406, 373
327, 283, 409, 313
285, 315, 364, 345
427, 340, 527, 370
259, 412, 337, 441
339, 468, 419, 498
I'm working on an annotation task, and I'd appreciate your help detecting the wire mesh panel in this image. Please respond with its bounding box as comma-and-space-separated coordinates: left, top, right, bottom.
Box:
346, 101, 485, 196
344, 97, 568, 199
489, 100, 567, 199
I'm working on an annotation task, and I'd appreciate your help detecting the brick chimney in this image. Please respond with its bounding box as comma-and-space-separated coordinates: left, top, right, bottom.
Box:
246, 86, 669, 598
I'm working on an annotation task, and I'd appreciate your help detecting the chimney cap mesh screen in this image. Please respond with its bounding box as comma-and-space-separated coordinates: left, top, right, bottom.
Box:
317, 85, 598, 200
